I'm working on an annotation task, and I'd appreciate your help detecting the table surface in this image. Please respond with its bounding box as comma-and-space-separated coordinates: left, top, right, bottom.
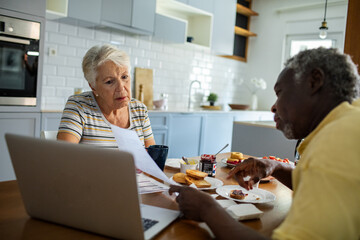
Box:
0, 153, 292, 239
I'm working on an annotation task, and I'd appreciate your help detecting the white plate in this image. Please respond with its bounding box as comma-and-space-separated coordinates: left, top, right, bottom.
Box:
216, 185, 276, 204
170, 176, 223, 190
221, 158, 238, 168
165, 158, 182, 169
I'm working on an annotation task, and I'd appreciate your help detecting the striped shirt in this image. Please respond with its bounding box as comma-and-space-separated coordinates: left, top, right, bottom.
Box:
58, 91, 154, 148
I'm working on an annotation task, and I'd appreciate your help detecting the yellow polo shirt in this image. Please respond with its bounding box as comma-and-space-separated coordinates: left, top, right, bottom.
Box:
273, 98, 360, 240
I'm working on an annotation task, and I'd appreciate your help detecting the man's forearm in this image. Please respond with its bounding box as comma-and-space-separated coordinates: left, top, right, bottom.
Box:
272, 163, 293, 189
202, 203, 269, 239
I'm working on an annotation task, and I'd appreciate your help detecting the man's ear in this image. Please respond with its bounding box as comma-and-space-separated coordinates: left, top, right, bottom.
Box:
309, 68, 325, 95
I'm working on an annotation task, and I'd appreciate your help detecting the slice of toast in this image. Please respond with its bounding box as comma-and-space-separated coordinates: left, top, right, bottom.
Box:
186, 169, 208, 180
185, 176, 211, 188
172, 172, 188, 185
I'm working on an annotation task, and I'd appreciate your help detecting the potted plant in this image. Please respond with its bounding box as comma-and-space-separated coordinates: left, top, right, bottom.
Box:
207, 93, 218, 106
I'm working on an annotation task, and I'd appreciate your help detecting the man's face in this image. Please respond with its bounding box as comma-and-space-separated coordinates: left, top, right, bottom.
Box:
271, 68, 310, 139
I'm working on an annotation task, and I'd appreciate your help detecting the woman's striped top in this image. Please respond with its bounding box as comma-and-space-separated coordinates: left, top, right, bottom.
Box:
58, 91, 154, 148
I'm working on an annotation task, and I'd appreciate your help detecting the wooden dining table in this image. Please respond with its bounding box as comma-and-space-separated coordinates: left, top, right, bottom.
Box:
0, 152, 293, 239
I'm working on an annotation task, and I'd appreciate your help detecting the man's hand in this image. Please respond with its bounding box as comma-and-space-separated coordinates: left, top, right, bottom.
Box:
227, 158, 277, 190
169, 185, 217, 222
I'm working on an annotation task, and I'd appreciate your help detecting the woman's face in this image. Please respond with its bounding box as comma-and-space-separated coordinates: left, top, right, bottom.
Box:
91, 61, 131, 110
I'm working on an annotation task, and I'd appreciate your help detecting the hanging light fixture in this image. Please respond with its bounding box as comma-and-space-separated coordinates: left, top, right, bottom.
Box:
319, 0, 328, 39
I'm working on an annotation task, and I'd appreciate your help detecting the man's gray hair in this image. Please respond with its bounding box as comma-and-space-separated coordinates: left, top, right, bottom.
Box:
82, 44, 131, 86
285, 47, 360, 101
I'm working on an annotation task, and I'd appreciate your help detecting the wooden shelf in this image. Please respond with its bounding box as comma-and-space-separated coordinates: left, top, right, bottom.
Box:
236, 4, 258, 17
219, 55, 247, 62
234, 26, 257, 37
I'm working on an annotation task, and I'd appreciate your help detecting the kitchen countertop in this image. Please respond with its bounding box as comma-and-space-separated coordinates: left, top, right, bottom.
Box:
234, 121, 276, 128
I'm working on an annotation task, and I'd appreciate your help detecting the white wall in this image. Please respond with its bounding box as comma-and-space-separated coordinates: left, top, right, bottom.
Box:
41, 20, 251, 111
41, 0, 348, 112
248, 0, 348, 111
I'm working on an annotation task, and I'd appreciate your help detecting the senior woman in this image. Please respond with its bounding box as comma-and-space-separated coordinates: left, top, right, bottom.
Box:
57, 44, 155, 148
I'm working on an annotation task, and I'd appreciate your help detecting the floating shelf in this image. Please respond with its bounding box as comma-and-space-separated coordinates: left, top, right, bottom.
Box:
236, 4, 258, 17
219, 55, 246, 62
234, 26, 257, 37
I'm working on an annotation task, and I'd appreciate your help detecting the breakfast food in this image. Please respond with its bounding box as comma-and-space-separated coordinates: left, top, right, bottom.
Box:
230, 189, 248, 200
172, 169, 211, 188
263, 156, 290, 164
227, 152, 245, 165
230, 152, 244, 160
199, 154, 216, 177
186, 169, 208, 179
184, 175, 211, 188
172, 173, 188, 185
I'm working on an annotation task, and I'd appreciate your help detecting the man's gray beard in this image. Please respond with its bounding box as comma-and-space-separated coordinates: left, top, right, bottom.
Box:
283, 123, 295, 139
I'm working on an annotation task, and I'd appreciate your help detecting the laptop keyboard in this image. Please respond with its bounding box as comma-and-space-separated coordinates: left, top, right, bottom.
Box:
142, 218, 159, 231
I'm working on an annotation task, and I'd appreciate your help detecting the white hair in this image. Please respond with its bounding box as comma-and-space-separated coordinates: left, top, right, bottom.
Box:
82, 44, 131, 86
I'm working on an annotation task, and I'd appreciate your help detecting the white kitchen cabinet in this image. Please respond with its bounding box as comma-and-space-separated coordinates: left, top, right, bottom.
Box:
41, 112, 62, 130
200, 114, 234, 155
55, 0, 156, 34
1, 0, 46, 17
188, 0, 213, 13
154, 14, 186, 44
46, 0, 68, 19
0, 113, 41, 181
148, 113, 169, 145
101, 0, 156, 34
155, 0, 212, 48
211, 0, 237, 55
167, 113, 203, 158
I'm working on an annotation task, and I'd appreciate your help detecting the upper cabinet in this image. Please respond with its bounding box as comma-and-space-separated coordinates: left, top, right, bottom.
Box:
154, 0, 213, 48
1, 0, 46, 17
46, 0, 156, 35
211, 0, 237, 55
221, 0, 258, 62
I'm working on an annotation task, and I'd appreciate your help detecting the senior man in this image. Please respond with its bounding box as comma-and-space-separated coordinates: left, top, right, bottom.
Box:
170, 48, 360, 240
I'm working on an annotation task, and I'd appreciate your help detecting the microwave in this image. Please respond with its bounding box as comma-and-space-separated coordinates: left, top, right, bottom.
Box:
0, 14, 41, 106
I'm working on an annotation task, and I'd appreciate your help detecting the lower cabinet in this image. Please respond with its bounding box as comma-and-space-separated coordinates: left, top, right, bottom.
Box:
167, 114, 203, 158
200, 114, 234, 155
0, 112, 41, 181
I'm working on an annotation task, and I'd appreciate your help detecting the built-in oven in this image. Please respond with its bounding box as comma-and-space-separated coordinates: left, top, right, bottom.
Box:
0, 15, 41, 106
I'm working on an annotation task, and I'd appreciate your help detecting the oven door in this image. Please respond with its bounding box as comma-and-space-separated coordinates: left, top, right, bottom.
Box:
0, 16, 40, 106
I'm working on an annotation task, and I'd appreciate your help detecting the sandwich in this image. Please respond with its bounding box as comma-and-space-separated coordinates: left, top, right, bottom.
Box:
184, 175, 211, 188
186, 169, 208, 180
230, 189, 248, 200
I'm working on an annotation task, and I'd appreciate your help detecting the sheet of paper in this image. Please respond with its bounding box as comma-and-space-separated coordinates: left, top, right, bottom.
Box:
111, 124, 177, 185
137, 173, 169, 194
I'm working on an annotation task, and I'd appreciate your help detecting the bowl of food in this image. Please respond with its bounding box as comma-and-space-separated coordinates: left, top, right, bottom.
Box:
228, 104, 250, 110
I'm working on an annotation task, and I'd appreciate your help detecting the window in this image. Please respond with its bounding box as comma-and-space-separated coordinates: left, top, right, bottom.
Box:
290, 39, 334, 57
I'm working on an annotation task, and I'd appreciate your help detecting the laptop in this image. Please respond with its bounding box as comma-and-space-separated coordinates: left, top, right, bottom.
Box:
5, 133, 179, 240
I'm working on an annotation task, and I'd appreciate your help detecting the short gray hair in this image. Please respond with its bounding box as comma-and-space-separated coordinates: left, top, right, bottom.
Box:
285, 47, 360, 101
82, 44, 131, 86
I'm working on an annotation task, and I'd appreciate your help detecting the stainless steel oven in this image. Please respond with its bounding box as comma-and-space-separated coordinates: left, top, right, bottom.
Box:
0, 15, 41, 106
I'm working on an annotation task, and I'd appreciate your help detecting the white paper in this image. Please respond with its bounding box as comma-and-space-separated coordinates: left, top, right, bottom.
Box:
136, 173, 169, 194
111, 124, 177, 185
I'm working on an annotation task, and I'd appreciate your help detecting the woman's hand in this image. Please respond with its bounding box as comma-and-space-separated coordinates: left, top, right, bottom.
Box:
227, 158, 277, 190
169, 185, 217, 222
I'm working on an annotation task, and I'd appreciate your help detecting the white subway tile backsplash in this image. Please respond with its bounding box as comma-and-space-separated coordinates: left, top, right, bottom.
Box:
42, 20, 249, 111
45, 21, 59, 32
47, 76, 66, 86
48, 32, 68, 44
47, 55, 66, 65
95, 29, 110, 41
59, 23, 77, 36
57, 66, 76, 77
58, 46, 77, 57
42, 86, 56, 96
78, 27, 95, 39
43, 65, 57, 75
68, 37, 86, 47
125, 36, 138, 47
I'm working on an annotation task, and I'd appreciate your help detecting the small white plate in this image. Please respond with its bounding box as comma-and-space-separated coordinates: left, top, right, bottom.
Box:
216, 185, 276, 204
171, 176, 223, 190
165, 158, 182, 169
